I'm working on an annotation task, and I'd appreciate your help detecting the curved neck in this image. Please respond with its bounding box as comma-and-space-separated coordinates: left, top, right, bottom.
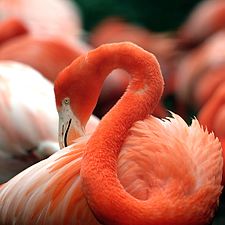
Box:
80, 43, 164, 225
198, 84, 225, 133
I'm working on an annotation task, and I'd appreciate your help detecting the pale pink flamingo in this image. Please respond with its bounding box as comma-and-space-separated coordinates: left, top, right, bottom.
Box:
0, 0, 82, 43
0, 42, 222, 225
0, 61, 59, 182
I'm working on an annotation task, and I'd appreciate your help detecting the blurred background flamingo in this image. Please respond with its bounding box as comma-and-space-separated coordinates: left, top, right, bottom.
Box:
0, 34, 85, 82
0, 18, 28, 45
0, 61, 59, 183
175, 31, 225, 110
198, 83, 225, 184
0, 0, 82, 43
178, 0, 225, 48
172, 31, 225, 128
0, 17, 86, 82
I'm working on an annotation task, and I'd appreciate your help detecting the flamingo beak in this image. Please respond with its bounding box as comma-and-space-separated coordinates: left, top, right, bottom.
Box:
58, 114, 72, 149
58, 105, 85, 149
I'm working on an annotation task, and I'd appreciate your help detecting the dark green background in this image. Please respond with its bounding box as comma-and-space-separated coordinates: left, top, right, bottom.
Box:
73, 0, 203, 32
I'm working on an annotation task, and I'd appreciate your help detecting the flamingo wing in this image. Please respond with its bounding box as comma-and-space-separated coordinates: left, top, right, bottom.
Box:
0, 136, 100, 225
0, 61, 59, 182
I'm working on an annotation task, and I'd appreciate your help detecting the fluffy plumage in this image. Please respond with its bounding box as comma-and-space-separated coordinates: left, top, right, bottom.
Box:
0, 113, 222, 225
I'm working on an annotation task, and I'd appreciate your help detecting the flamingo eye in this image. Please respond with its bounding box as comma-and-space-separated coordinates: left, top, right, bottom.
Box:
63, 97, 70, 105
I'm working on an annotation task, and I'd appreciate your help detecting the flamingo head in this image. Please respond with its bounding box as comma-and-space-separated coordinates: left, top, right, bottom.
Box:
55, 95, 85, 148
54, 56, 102, 148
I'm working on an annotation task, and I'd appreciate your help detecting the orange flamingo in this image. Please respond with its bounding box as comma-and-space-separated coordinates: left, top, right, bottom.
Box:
96, 69, 167, 119
198, 82, 225, 184
0, 42, 222, 225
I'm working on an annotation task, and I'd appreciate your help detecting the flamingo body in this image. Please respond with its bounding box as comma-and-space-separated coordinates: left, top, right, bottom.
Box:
0, 113, 222, 225
0, 137, 99, 225
0, 43, 222, 225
